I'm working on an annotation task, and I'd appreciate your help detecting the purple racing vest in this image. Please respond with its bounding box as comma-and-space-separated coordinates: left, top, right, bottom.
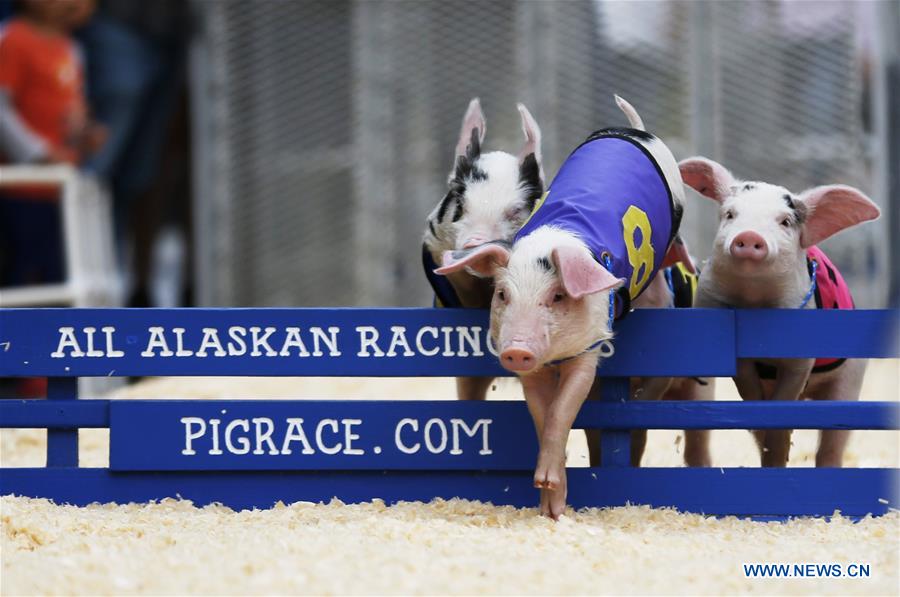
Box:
515, 131, 676, 303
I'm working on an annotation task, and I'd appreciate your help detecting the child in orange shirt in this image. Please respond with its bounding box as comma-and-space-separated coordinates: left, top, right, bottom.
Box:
0, 0, 104, 285
0, 0, 104, 164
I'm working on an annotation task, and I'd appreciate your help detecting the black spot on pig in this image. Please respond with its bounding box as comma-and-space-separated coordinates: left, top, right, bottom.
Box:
518, 153, 543, 212
428, 220, 437, 236
537, 256, 553, 272
587, 127, 655, 143
452, 198, 464, 222
790, 199, 808, 225
436, 189, 459, 222
742, 183, 756, 192
671, 201, 684, 236
453, 128, 488, 183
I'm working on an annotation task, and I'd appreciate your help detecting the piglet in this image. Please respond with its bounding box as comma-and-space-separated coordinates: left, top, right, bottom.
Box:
679, 157, 880, 467
436, 96, 688, 517
423, 98, 544, 401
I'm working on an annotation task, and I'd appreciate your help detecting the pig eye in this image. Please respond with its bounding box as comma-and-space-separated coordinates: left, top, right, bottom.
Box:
780, 217, 791, 227
553, 292, 565, 303
497, 289, 507, 302
724, 211, 735, 220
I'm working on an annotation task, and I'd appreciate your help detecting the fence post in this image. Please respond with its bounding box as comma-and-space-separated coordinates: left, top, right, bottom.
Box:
46, 377, 79, 467
600, 377, 631, 467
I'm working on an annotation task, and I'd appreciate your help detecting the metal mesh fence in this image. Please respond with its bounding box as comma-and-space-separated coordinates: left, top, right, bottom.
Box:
192, 0, 891, 308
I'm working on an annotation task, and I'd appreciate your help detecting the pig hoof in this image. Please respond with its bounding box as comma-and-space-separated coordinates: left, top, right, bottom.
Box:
533, 458, 564, 490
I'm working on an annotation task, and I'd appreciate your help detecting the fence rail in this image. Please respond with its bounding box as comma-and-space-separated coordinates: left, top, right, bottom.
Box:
1, 307, 898, 518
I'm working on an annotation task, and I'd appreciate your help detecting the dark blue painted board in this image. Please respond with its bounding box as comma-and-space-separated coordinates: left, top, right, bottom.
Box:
0, 308, 736, 377
1, 467, 896, 517
110, 400, 540, 471
4, 399, 898, 432
736, 309, 900, 358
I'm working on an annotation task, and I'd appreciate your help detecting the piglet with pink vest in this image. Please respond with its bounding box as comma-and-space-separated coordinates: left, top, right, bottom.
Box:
678, 157, 881, 468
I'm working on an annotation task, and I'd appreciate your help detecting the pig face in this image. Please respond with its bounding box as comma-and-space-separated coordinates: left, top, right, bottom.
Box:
679, 157, 880, 275
436, 228, 623, 374
424, 99, 544, 254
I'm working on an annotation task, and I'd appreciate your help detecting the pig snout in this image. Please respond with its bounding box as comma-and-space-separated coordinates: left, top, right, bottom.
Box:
500, 344, 537, 372
730, 231, 768, 261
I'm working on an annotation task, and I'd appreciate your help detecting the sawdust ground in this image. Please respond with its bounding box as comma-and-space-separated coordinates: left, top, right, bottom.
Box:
2, 360, 898, 595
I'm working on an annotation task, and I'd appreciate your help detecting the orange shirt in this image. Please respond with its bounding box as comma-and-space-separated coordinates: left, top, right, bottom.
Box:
0, 18, 85, 155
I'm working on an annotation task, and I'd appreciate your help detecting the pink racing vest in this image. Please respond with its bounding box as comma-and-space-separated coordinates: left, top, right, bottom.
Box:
756, 246, 852, 379
808, 246, 854, 370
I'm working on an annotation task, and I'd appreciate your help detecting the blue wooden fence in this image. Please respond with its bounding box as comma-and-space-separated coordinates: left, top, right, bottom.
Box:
1, 308, 898, 518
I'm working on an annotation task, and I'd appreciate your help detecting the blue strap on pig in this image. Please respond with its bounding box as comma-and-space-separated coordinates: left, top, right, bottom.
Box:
421, 244, 462, 308
516, 131, 677, 307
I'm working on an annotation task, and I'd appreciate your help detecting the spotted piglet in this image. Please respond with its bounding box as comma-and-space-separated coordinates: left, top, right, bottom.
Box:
436, 97, 689, 518
422, 98, 545, 402
678, 157, 881, 467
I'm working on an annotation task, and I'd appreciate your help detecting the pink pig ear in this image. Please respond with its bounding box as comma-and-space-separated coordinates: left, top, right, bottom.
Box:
799, 185, 881, 248
660, 235, 697, 274
455, 98, 486, 158
516, 103, 544, 182
551, 245, 624, 300
435, 242, 510, 278
678, 157, 735, 203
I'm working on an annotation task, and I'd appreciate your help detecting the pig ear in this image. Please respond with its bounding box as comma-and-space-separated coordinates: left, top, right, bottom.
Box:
798, 185, 881, 248
516, 103, 544, 182
435, 242, 510, 278
551, 245, 624, 300
660, 235, 697, 274
455, 98, 486, 159
678, 157, 735, 203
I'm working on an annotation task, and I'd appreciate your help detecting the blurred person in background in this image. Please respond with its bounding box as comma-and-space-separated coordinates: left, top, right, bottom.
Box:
75, 0, 191, 307
0, 0, 105, 286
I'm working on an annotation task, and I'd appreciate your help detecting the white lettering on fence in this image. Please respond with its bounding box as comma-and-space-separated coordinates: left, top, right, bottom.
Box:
102, 327, 124, 357
177, 415, 493, 458
47, 324, 493, 360
250, 327, 278, 357
181, 417, 206, 455
225, 419, 251, 454
386, 326, 415, 357
142, 327, 174, 357
311, 327, 341, 357
316, 419, 342, 455
395, 418, 420, 454
356, 326, 384, 357
456, 326, 483, 357
172, 328, 194, 357
197, 328, 227, 357
252, 418, 280, 455
450, 419, 493, 455
51, 327, 85, 358
228, 327, 248, 356
281, 418, 315, 455
415, 327, 440, 356
280, 327, 311, 357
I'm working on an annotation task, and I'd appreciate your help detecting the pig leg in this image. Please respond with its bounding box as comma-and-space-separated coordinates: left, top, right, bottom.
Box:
629, 377, 673, 466
534, 352, 600, 519
585, 378, 603, 466
665, 377, 714, 467
455, 376, 495, 401
760, 358, 814, 467
520, 367, 561, 516
733, 359, 768, 458
812, 359, 867, 467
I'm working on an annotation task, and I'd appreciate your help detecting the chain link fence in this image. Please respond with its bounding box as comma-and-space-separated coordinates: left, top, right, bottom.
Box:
191, 0, 894, 308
